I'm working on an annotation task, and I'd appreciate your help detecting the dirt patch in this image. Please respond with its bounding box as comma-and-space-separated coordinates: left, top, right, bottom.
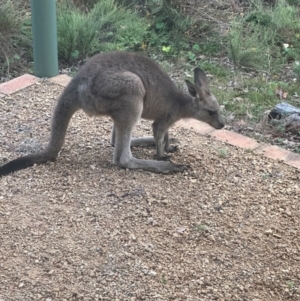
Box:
0, 81, 300, 300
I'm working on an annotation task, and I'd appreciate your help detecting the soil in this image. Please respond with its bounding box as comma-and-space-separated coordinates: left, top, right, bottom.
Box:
0, 81, 300, 300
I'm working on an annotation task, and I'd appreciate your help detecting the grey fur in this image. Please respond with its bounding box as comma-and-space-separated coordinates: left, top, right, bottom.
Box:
0, 51, 225, 176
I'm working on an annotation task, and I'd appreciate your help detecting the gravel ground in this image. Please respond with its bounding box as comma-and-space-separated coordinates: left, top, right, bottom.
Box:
0, 81, 300, 301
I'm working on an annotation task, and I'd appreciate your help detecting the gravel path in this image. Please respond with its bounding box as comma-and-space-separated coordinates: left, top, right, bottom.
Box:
0, 81, 300, 300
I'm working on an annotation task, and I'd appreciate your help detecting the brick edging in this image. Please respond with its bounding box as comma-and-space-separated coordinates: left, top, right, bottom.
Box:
177, 118, 300, 170
1, 74, 299, 170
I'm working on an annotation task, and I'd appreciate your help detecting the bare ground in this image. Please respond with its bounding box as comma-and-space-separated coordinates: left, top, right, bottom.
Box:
0, 81, 300, 301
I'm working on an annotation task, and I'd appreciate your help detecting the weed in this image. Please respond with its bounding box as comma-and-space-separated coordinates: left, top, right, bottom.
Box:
227, 21, 277, 71
262, 173, 271, 180
293, 61, 300, 80
196, 224, 209, 231
276, 123, 286, 133
286, 281, 295, 289
217, 148, 228, 158
294, 147, 300, 154
161, 275, 167, 284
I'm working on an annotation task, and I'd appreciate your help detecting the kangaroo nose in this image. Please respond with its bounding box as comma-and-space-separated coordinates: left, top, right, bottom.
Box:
218, 120, 225, 129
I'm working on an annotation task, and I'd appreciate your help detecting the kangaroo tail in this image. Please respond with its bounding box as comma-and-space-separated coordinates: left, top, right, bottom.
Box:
0, 88, 79, 177
0, 152, 51, 176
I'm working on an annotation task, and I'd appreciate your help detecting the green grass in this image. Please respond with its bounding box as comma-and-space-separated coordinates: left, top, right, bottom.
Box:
211, 73, 300, 123
227, 0, 300, 70
227, 21, 278, 71
198, 60, 229, 78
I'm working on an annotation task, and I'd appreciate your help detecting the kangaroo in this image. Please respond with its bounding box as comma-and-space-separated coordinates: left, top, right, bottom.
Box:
0, 51, 224, 176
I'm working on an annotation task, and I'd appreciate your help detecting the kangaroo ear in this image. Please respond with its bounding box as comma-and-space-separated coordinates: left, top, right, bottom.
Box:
194, 68, 209, 91
185, 80, 198, 97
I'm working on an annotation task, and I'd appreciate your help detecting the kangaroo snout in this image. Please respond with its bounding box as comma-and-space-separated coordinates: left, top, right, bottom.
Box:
209, 116, 225, 130
207, 109, 225, 130
216, 119, 225, 129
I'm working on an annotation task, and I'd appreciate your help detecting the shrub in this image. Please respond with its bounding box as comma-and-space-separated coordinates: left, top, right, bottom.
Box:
56, 2, 99, 63
0, 0, 31, 77
140, 1, 191, 55
115, 0, 193, 55
56, 0, 150, 63
90, 0, 149, 52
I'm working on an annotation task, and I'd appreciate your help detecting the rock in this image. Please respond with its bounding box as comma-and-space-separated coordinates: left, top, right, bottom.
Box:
269, 102, 300, 120
285, 113, 300, 131
148, 270, 157, 276
268, 102, 300, 131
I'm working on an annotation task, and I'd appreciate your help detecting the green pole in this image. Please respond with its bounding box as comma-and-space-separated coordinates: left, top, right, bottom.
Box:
30, 0, 58, 77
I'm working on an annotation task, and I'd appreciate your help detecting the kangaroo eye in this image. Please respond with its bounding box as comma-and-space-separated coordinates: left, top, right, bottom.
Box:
208, 110, 216, 116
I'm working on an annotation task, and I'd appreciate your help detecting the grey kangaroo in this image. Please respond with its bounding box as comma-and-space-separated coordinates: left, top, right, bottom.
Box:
0, 51, 224, 176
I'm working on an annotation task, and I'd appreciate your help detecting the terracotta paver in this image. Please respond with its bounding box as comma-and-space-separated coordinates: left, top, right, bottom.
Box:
210, 129, 261, 150
254, 144, 291, 161
49, 74, 72, 87
0, 74, 39, 95
176, 119, 216, 135
284, 152, 300, 169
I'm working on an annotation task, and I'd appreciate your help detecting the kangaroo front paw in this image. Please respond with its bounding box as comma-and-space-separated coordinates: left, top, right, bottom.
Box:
169, 137, 180, 145
154, 154, 171, 161
166, 145, 178, 153
171, 163, 189, 173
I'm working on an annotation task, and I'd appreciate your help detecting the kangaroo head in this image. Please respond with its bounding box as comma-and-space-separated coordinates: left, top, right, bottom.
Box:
185, 68, 225, 129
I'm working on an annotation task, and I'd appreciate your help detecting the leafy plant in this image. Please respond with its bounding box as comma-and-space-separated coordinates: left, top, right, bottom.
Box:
115, 0, 193, 55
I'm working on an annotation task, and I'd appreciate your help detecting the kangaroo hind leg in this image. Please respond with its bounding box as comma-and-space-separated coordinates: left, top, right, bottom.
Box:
111, 123, 157, 148
113, 123, 186, 173
111, 124, 179, 151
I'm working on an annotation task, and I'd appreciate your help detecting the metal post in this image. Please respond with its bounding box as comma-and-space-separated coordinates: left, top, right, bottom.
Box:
30, 0, 58, 77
